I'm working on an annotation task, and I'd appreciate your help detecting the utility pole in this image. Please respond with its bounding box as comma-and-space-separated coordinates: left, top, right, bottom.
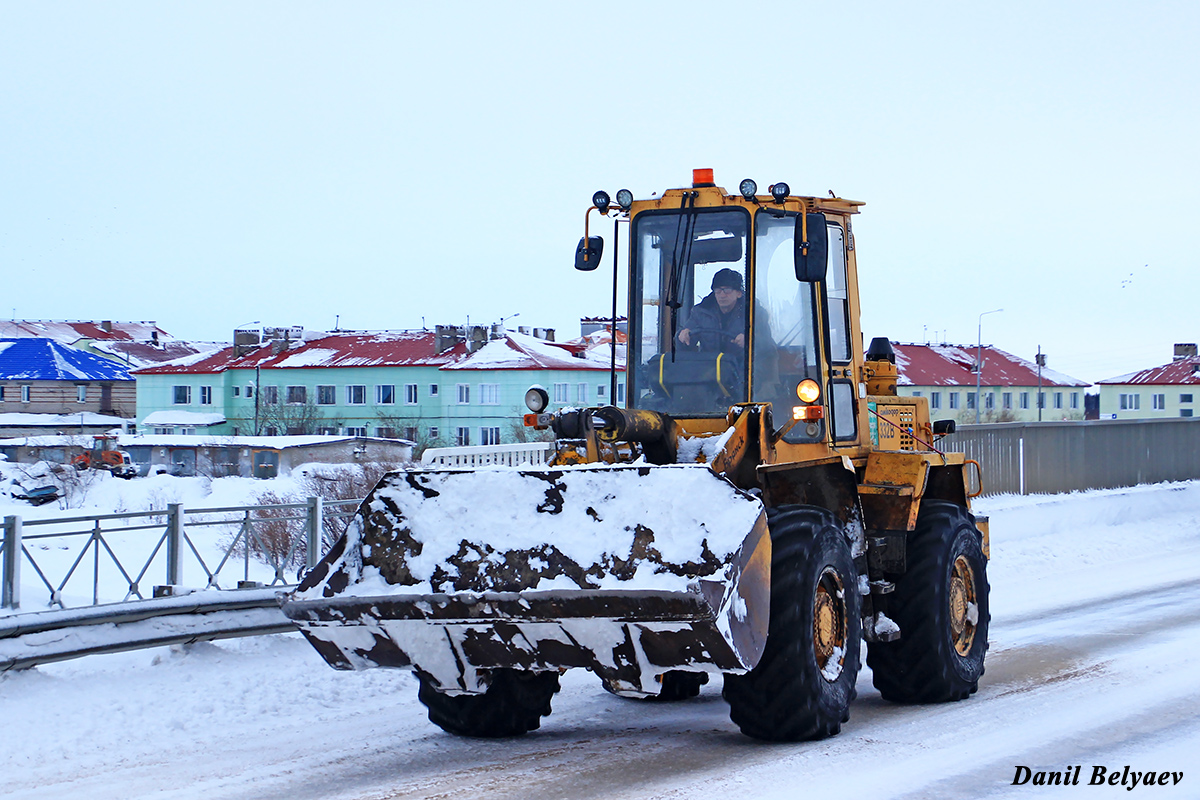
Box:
1036, 348, 1045, 422
976, 308, 1003, 424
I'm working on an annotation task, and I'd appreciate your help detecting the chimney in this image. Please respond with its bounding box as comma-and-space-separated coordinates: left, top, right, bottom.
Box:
233, 328, 261, 358
101, 320, 113, 333
435, 324, 464, 355
490, 322, 504, 340
467, 325, 488, 353
1174, 343, 1197, 360
532, 328, 555, 342
150, 330, 160, 346
518, 326, 531, 335
271, 338, 288, 355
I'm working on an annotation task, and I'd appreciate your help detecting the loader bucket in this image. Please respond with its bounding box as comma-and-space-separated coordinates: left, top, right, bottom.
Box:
282, 464, 771, 696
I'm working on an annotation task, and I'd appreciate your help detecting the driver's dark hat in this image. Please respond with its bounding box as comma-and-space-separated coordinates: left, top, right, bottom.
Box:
711, 268, 743, 292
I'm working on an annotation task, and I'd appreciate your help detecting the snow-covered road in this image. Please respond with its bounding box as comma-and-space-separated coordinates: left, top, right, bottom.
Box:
3, 483, 1199, 799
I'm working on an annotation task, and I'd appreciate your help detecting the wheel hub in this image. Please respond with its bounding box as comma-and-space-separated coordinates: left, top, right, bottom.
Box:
813, 567, 847, 681
949, 555, 977, 656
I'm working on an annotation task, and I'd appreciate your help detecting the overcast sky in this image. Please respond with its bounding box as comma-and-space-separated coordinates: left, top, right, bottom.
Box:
2, 1, 1197, 383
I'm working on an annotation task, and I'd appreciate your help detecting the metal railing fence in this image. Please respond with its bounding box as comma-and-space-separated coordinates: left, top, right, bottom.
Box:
2, 497, 362, 612
938, 417, 1200, 495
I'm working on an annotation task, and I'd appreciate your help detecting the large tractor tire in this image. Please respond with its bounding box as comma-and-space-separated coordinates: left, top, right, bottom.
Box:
417, 668, 560, 738
723, 505, 861, 741
867, 499, 990, 703
601, 670, 709, 701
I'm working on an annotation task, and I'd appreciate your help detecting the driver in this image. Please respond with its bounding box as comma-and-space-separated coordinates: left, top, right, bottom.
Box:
677, 268, 746, 352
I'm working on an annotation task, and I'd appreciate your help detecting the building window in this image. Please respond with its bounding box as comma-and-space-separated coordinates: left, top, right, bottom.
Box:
1181, 393, 1193, 404
404, 384, 418, 404
617, 383, 625, 403
262, 386, 279, 405
265, 426, 278, 436
553, 383, 570, 403
1002, 392, 1012, 409
233, 386, 241, 397
1071, 392, 1079, 409
199, 386, 213, 405
403, 426, 418, 441
985, 393, 994, 410
479, 384, 500, 405
75, 385, 87, 403
154, 426, 173, 435
21, 385, 30, 403
577, 383, 588, 404
376, 427, 396, 439
0, 386, 5, 402
346, 385, 366, 405
966, 392, 976, 411
179, 428, 196, 436
1038, 392, 1045, 409
375, 384, 395, 405
1152, 393, 1166, 410
1019, 392, 1029, 409
597, 384, 607, 399
1120, 393, 1140, 410
457, 384, 470, 404
246, 384, 254, 398
930, 391, 940, 409
345, 426, 367, 437
948, 392, 959, 410
430, 384, 439, 397
1054, 392, 1063, 410
481, 426, 501, 446
1182, 409, 1194, 418
456, 427, 471, 446
911, 391, 922, 397
173, 386, 192, 405
317, 426, 339, 435
316, 385, 335, 405
429, 426, 439, 440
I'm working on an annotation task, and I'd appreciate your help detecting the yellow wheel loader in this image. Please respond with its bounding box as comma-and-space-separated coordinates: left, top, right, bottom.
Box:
281, 170, 991, 742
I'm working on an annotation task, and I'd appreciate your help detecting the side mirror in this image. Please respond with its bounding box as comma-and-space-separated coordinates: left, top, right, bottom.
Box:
575, 236, 604, 271
933, 419, 956, 435
794, 213, 828, 282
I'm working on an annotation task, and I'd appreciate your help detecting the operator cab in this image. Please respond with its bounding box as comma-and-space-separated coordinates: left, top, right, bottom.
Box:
588, 172, 859, 445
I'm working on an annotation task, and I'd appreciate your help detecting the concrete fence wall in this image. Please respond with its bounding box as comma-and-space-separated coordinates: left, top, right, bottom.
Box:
938, 418, 1200, 496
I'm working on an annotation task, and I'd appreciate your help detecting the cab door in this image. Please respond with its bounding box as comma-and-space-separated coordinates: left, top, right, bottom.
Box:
821, 222, 859, 446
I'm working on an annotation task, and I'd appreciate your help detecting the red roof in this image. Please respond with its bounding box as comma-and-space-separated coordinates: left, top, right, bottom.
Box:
1099, 356, 1200, 386
893, 343, 1087, 388
131, 330, 619, 376
0, 320, 167, 343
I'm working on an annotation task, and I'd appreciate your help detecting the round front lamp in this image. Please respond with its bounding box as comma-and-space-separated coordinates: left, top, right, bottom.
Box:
770, 182, 790, 203
739, 178, 757, 200
592, 190, 611, 214
796, 379, 821, 403
615, 189, 634, 211
525, 386, 550, 413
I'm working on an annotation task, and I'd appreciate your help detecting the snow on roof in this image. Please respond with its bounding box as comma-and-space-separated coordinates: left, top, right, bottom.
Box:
0, 412, 129, 428
893, 343, 1088, 388
1098, 355, 1200, 385
90, 339, 227, 369
443, 331, 622, 372
140, 410, 226, 427
0, 339, 133, 382
133, 330, 619, 376
133, 331, 465, 375
0, 319, 167, 343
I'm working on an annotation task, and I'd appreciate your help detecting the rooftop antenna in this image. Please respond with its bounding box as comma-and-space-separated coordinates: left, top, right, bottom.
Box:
334, 314, 340, 331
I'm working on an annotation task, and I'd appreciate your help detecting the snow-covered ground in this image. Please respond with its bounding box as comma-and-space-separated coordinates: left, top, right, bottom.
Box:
3, 481, 1199, 799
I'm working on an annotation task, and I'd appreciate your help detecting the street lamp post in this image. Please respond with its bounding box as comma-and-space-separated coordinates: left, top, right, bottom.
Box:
976, 308, 1003, 424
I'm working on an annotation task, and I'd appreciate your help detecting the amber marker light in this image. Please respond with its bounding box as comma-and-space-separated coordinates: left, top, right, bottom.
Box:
793, 405, 826, 421
796, 379, 821, 403
692, 168, 715, 187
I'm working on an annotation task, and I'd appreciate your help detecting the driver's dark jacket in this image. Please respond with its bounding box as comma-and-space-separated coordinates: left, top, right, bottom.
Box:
681, 293, 746, 353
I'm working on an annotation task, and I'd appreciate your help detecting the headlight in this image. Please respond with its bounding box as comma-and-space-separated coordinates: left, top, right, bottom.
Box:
796, 379, 821, 403
739, 178, 757, 199
592, 190, 611, 214
525, 386, 550, 413
615, 188, 634, 211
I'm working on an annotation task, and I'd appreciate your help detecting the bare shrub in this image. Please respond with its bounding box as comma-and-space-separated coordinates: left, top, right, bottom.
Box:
299, 462, 401, 550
